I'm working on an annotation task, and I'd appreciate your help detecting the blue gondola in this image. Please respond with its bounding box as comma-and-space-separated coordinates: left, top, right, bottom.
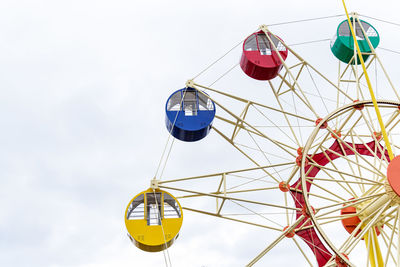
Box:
165, 87, 216, 142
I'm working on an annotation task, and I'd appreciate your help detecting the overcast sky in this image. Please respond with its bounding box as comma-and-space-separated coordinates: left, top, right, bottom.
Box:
1, 0, 400, 266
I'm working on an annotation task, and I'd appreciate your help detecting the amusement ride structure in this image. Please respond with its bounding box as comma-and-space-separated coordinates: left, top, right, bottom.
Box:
125, 1, 400, 266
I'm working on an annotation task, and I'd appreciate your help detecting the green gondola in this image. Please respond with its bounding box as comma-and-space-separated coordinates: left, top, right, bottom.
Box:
330, 18, 379, 64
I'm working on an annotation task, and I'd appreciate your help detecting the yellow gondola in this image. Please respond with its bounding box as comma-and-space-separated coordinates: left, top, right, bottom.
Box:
124, 188, 183, 252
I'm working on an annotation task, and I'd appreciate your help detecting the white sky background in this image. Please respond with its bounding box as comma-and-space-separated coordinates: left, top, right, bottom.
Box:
1, 0, 400, 266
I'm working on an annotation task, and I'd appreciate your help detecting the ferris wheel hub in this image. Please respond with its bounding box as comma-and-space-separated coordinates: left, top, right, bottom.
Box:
340, 198, 385, 239
387, 155, 400, 198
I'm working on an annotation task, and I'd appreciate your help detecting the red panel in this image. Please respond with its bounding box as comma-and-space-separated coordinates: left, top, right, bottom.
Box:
288, 140, 389, 266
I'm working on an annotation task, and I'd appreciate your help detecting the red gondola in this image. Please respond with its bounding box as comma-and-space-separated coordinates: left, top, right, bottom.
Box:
240, 31, 288, 80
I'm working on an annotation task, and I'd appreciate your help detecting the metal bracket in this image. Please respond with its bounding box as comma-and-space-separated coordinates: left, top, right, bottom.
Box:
259, 24, 268, 32
150, 179, 160, 189
349, 12, 359, 18
186, 79, 195, 88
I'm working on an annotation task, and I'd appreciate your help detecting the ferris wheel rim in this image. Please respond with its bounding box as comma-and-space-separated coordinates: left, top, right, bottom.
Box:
300, 99, 400, 266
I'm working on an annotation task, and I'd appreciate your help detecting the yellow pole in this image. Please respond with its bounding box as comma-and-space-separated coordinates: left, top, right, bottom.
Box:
341, 0, 394, 161
364, 229, 384, 267
341, 2, 387, 267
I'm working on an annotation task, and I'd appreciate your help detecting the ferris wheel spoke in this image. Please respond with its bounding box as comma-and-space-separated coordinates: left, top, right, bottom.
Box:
268, 28, 354, 104
292, 227, 333, 265
245, 130, 288, 182
225, 176, 277, 191
269, 85, 302, 146
319, 141, 386, 178
275, 63, 305, 96
387, 115, 400, 134
309, 131, 333, 151
159, 162, 293, 185
336, 137, 362, 182
302, 89, 339, 104
291, 88, 319, 118
340, 105, 393, 133
227, 167, 294, 191
382, 221, 399, 235
349, 127, 389, 171
308, 176, 379, 187
225, 173, 275, 183
272, 86, 315, 134
309, 152, 359, 197
177, 187, 279, 200
298, 189, 343, 204
308, 63, 354, 103
159, 163, 297, 212
379, 228, 397, 266
182, 206, 283, 231
384, 108, 400, 129
225, 174, 273, 185
273, 67, 290, 95
283, 191, 292, 226
195, 83, 315, 122
307, 170, 357, 199
309, 153, 384, 183
213, 127, 289, 183
292, 236, 315, 267
231, 200, 285, 228
215, 115, 296, 152
263, 28, 320, 120
327, 114, 357, 140
305, 65, 330, 114
222, 211, 294, 216
308, 108, 356, 159
290, 92, 305, 145
213, 120, 297, 160
235, 142, 293, 161
315, 193, 385, 219
316, 215, 353, 226
381, 208, 400, 265
252, 105, 301, 147
381, 209, 398, 224
376, 145, 389, 182
351, 136, 388, 175
314, 212, 374, 226
305, 178, 347, 202
349, 131, 367, 193
207, 100, 302, 156
247, 215, 306, 266
309, 161, 384, 185
359, 110, 390, 164
231, 101, 252, 140
159, 185, 300, 211
324, 105, 355, 124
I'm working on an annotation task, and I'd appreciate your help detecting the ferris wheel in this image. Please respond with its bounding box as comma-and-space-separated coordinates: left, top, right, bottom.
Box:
124, 2, 400, 266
